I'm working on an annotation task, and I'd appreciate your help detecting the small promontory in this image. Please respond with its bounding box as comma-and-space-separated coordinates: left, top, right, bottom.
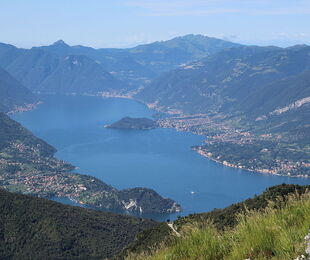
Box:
0, 112, 181, 214
106, 116, 158, 130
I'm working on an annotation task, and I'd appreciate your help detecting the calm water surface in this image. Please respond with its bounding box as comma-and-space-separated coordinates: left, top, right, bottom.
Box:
12, 95, 310, 221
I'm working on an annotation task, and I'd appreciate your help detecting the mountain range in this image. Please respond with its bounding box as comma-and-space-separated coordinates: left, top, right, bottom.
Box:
135, 43, 310, 176
1, 34, 310, 259
137, 44, 310, 138
0, 35, 239, 91
0, 35, 309, 176
0, 44, 125, 95
137, 44, 310, 118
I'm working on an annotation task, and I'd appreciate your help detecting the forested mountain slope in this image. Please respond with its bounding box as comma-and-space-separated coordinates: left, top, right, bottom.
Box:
137, 45, 310, 177
0, 44, 126, 94
137, 45, 310, 116
35, 34, 240, 87
0, 188, 156, 259
0, 66, 38, 113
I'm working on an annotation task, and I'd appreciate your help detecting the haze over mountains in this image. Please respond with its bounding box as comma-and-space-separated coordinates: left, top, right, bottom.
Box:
137, 44, 310, 141
0, 34, 310, 259
138, 44, 310, 115
0, 44, 125, 94
1, 34, 308, 134
0, 35, 239, 92
0, 66, 38, 113
0, 34, 309, 176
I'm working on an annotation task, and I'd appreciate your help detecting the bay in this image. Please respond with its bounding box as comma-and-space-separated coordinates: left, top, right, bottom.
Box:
12, 95, 310, 221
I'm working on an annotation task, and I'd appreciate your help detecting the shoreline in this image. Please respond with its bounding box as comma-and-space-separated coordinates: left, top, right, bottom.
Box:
19, 92, 309, 179
193, 147, 310, 179
118, 94, 310, 179
7, 101, 42, 115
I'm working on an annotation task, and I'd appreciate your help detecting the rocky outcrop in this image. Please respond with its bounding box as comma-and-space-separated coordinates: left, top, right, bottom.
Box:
294, 230, 310, 260
118, 188, 182, 214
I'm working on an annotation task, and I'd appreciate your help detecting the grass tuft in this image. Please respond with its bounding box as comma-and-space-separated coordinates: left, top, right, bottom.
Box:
128, 192, 310, 260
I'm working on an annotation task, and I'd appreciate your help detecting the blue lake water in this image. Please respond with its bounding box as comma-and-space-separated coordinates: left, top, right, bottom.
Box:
12, 95, 310, 221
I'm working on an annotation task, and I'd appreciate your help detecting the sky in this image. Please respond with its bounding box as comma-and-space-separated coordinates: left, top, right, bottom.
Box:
0, 0, 310, 49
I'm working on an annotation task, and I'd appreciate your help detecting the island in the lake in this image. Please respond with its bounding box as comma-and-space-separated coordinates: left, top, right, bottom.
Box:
106, 116, 159, 130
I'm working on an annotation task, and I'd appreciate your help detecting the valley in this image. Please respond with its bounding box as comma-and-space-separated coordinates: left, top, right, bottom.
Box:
11, 95, 310, 221
0, 111, 181, 215
135, 44, 310, 178
0, 33, 309, 259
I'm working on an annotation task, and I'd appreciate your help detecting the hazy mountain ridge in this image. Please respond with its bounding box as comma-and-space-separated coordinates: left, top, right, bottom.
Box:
136, 44, 310, 176
0, 43, 127, 94
137, 44, 310, 116
0, 66, 38, 113
30, 34, 240, 88
137, 44, 310, 140
125, 34, 240, 75
38, 40, 156, 87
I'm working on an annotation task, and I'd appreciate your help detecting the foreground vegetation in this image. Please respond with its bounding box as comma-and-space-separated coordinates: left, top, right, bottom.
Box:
0, 188, 157, 260
118, 184, 310, 259
128, 191, 310, 260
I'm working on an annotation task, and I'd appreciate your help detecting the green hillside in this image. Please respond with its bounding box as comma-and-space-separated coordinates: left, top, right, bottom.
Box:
0, 188, 156, 260
137, 45, 310, 177
137, 45, 310, 115
0, 112, 181, 214
119, 184, 310, 260
0, 45, 126, 94
28, 34, 239, 88
131, 192, 310, 260
125, 34, 240, 76
0, 66, 38, 113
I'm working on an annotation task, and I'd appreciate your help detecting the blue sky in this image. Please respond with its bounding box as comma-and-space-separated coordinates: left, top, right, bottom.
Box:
1, 0, 310, 48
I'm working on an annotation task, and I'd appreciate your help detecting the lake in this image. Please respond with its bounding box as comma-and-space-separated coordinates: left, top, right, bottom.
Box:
12, 95, 310, 221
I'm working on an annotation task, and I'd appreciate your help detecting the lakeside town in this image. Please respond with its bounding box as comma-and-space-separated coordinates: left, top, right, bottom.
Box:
0, 126, 180, 214
7, 101, 42, 114
5, 92, 310, 179
68, 91, 310, 178
148, 103, 310, 178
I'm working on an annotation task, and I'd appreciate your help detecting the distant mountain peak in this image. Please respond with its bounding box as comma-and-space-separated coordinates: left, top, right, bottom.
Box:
181, 34, 207, 39
52, 40, 69, 46
286, 44, 309, 50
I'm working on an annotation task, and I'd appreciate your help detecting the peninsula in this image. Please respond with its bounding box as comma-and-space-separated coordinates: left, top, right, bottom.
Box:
0, 112, 181, 214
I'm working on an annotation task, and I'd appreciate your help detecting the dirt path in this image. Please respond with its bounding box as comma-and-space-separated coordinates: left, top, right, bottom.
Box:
167, 223, 181, 237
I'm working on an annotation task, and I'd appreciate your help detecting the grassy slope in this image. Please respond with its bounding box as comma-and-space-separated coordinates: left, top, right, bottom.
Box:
118, 184, 310, 259
0, 188, 157, 260
129, 191, 310, 260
